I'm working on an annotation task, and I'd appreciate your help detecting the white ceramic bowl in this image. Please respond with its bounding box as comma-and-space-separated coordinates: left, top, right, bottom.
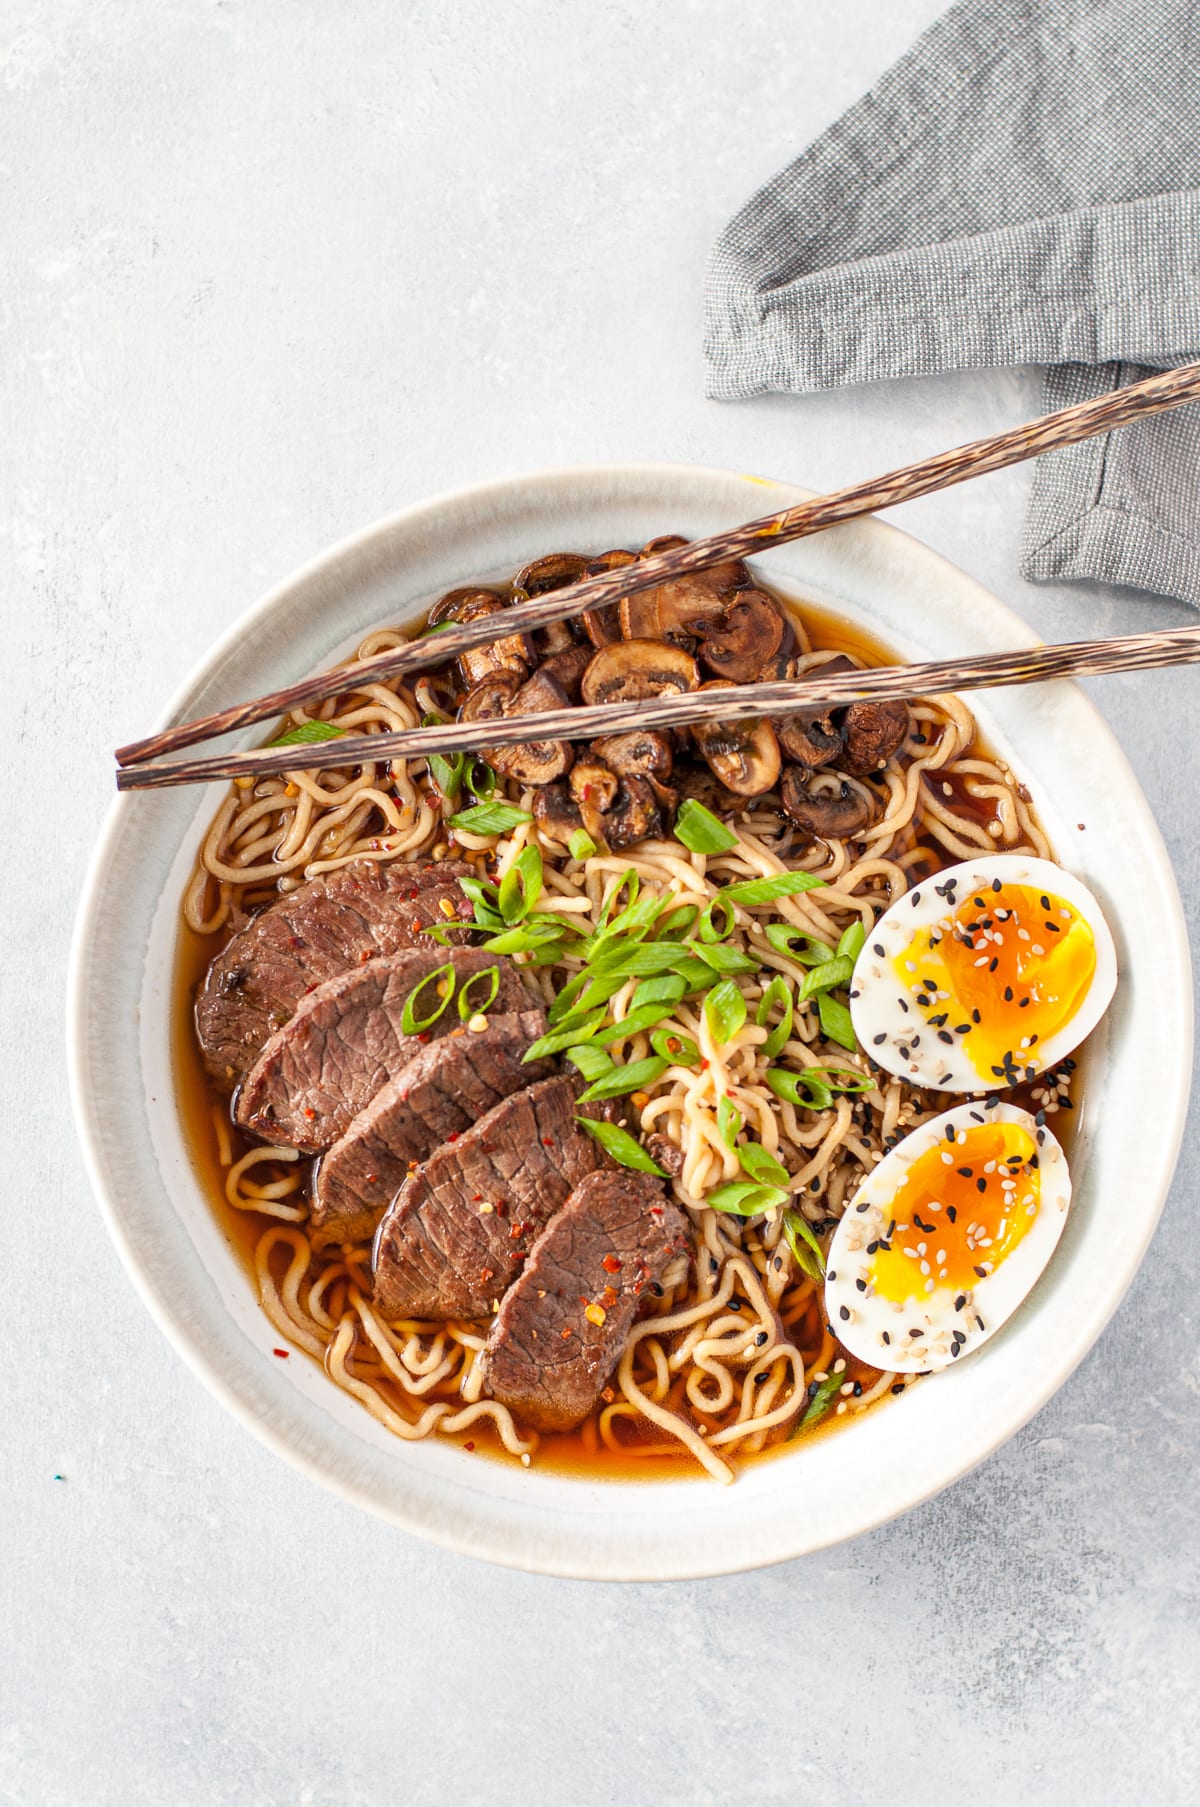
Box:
68, 465, 1192, 1580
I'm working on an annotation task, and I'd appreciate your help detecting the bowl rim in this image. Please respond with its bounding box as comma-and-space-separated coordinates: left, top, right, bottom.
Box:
67, 461, 1194, 1579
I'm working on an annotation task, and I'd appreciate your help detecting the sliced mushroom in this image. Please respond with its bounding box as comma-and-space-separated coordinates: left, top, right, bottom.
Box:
580, 549, 637, 647
689, 680, 781, 797
781, 769, 873, 838
459, 669, 572, 786
580, 639, 699, 707
841, 698, 910, 774
698, 588, 784, 682
454, 596, 532, 688
641, 535, 749, 595
569, 761, 620, 816
606, 775, 668, 849
533, 782, 586, 846
773, 654, 854, 769
674, 762, 744, 819
591, 730, 673, 780
644, 1130, 684, 1177
538, 642, 594, 701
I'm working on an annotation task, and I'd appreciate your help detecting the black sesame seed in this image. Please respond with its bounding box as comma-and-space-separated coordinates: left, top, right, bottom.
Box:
881, 1331, 891, 1345
937, 1030, 953, 1044
991, 877, 1002, 892
873, 942, 885, 957
755, 1330, 769, 1345
891, 1382, 906, 1395
954, 1293, 966, 1310
974, 1264, 987, 1278
839, 1306, 850, 1322
976, 1314, 985, 1330
946, 1206, 957, 1223
872, 1033, 887, 1046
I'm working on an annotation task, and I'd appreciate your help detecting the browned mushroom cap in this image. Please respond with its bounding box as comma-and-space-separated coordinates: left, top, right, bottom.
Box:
455, 595, 532, 688
511, 667, 570, 716
538, 642, 594, 701
674, 762, 744, 818
580, 549, 637, 647
427, 586, 504, 627
841, 698, 910, 774
644, 1130, 684, 1177
641, 536, 750, 594
689, 681, 781, 797
605, 775, 668, 849
698, 588, 784, 682
781, 769, 873, 837
591, 729, 674, 780
515, 553, 589, 596
773, 654, 854, 768
580, 639, 699, 707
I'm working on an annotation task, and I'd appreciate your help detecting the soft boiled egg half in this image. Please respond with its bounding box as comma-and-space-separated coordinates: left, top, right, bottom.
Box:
848, 855, 1116, 1092
824, 1100, 1071, 1373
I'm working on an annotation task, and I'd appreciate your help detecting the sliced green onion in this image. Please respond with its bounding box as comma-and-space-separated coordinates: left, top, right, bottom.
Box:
765, 1067, 831, 1110
498, 843, 543, 925
268, 719, 347, 747
595, 869, 639, 932
547, 970, 593, 1025
817, 989, 857, 1051
686, 940, 759, 977
592, 1003, 678, 1046
755, 975, 794, 1059
523, 1008, 609, 1062
739, 1142, 790, 1187
400, 962, 456, 1034
706, 1180, 790, 1217
568, 828, 597, 861
705, 978, 747, 1042
673, 798, 739, 855
456, 964, 500, 1021
718, 870, 827, 907
697, 896, 736, 944
765, 923, 836, 964
655, 903, 700, 941
797, 1367, 843, 1430
797, 955, 854, 1001
551, 973, 630, 1030
671, 955, 720, 993
479, 919, 568, 956
464, 758, 497, 800
783, 1208, 826, 1280
588, 941, 685, 980
649, 1027, 701, 1066
574, 1116, 667, 1176
577, 1055, 670, 1102
836, 919, 867, 962
591, 886, 666, 949
459, 875, 497, 912
717, 1094, 743, 1149
631, 974, 687, 1011
447, 801, 532, 836
563, 1043, 615, 1082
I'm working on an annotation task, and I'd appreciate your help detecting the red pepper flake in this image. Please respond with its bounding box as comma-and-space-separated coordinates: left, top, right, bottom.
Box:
417, 1032, 431, 1044
542, 1137, 554, 1147
472, 1194, 484, 1203
600, 1286, 618, 1308
601, 1254, 622, 1273
700, 1058, 710, 1069
447, 1132, 459, 1143
509, 1223, 524, 1239
600, 1387, 616, 1404
560, 1327, 572, 1340
303, 1108, 316, 1121
272, 1348, 290, 1359
464, 1440, 476, 1452
633, 1280, 644, 1294
364, 1173, 378, 1185
494, 1201, 508, 1217
649, 1206, 664, 1217
359, 949, 371, 963
480, 1267, 495, 1284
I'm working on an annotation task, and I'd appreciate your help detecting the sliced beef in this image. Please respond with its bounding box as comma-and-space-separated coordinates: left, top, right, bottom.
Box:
195, 859, 475, 1089
234, 947, 532, 1153
478, 1170, 689, 1432
309, 1009, 554, 1250
371, 1076, 608, 1320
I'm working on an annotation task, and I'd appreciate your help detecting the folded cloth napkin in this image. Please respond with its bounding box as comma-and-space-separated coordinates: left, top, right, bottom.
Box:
705, 0, 1200, 606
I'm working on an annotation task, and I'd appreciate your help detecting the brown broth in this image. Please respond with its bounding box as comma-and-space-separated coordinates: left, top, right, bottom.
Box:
170, 584, 1078, 1481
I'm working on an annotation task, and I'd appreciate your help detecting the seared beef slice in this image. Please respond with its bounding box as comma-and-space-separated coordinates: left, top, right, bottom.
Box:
234, 948, 532, 1152
195, 859, 474, 1087
310, 1010, 554, 1248
479, 1171, 689, 1432
371, 1077, 607, 1319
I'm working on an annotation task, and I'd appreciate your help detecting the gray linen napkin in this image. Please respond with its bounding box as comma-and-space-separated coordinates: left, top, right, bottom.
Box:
705, 0, 1200, 606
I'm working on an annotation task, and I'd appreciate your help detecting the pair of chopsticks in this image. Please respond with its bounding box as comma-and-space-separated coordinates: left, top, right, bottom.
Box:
115, 362, 1200, 793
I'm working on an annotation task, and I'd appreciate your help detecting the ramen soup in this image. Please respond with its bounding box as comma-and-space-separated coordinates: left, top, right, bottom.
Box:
176, 541, 1111, 1482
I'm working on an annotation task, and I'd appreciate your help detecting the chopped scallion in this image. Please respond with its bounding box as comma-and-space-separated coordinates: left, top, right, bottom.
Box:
817, 989, 857, 1051
718, 870, 827, 907
706, 1180, 790, 1216
446, 801, 532, 836
672, 798, 739, 855
456, 964, 500, 1021
704, 978, 747, 1042
400, 962, 456, 1035
577, 1055, 670, 1102
268, 719, 347, 747
575, 1116, 667, 1175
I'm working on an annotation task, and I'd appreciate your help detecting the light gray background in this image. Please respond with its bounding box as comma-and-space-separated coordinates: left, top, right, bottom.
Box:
5, 2, 1198, 1803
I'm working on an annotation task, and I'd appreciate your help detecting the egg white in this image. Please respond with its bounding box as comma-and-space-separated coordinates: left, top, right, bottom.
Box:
823, 1100, 1071, 1375
848, 854, 1117, 1092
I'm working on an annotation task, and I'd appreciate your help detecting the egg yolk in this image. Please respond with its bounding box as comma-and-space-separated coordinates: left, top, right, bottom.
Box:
869, 1121, 1041, 1303
893, 883, 1095, 1081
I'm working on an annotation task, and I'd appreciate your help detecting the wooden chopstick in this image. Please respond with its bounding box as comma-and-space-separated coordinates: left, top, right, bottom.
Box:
115, 361, 1200, 770
115, 623, 1200, 791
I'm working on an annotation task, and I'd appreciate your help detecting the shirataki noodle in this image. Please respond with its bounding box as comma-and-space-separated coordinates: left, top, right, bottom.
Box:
181, 591, 1063, 1482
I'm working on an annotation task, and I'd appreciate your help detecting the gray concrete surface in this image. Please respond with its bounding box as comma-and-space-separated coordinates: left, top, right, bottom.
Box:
4, 2, 1198, 1802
